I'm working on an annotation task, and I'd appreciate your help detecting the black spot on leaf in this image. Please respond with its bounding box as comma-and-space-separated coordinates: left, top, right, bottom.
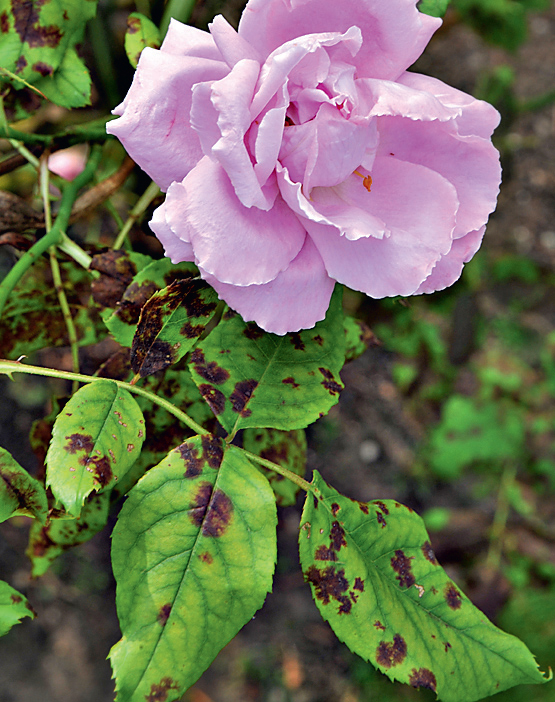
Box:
179, 443, 203, 478
145, 677, 179, 702
353, 577, 364, 592
377, 513, 387, 528
85, 455, 113, 488
445, 583, 462, 609
32, 61, 53, 76
376, 634, 407, 668
315, 545, 337, 561
202, 489, 233, 537
199, 551, 213, 564
282, 376, 299, 389
12, 0, 63, 48
330, 521, 347, 552
409, 668, 437, 692
201, 435, 224, 469
313, 334, 324, 345
189, 482, 212, 526
422, 541, 438, 565
391, 550, 415, 588
243, 323, 264, 339
190, 349, 230, 384
64, 433, 94, 455
290, 332, 305, 350
374, 620, 386, 631
304, 566, 352, 614
0, 11, 9, 32
331, 503, 340, 516
230, 379, 258, 417
318, 367, 342, 395
374, 500, 389, 515
157, 603, 171, 626
198, 384, 226, 415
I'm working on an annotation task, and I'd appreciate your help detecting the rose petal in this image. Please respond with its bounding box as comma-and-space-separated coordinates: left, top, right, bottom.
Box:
239, 0, 440, 80
399, 72, 501, 138
202, 235, 335, 334
160, 18, 223, 59
165, 157, 306, 286
416, 227, 485, 294
107, 48, 228, 190
149, 199, 195, 263
209, 15, 261, 67
376, 115, 501, 238
305, 156, 458, 297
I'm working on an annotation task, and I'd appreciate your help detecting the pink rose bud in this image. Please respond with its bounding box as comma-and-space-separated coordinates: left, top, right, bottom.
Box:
48, 145, 88, 181
108, 0, 501, 334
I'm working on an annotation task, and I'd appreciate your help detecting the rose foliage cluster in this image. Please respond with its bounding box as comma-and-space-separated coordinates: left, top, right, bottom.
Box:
108, 0, 501, 334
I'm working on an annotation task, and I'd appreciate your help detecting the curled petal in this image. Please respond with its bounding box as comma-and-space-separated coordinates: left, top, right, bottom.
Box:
416, 227, 485, 294
149, 200, 194, 263
107, 49, 228, 190
239, 0, 440, 80
165, 158, 306, 286
160, 18, 223, 59
209, 14, 261, 67
305, 157, 458, 297
202, 236, 335, 334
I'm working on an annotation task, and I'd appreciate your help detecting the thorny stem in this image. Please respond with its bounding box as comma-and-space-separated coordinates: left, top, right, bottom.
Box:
0, 117, 114, 149
0, 146, 102, 321
0, 359, 207, 436
40, 156, 80, 391
113, 180, 160, 250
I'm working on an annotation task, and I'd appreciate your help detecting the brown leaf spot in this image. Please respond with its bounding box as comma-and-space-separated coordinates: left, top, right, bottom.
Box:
10, 594, 23, 604
190, 349, 230, 385
127, 15, 141, 33
230, 379, 258, 417
445, 583, 462, 610
134, 340, 177, 378
330, 521, 347, 552
116, 280, 158, 325
377, 513, 387, 528
358, 502, 369, 514
180, 321, 204, 338
422, 541, 438, 565
181, 281, 217, 318
374, 500, 389, 515
12, 0, 63, 47
145, 677, 179, 702
376, 634, 407, 668
0, 11, 9, 31
198, 384, 226, 415
331, 503, 340, 516
64, 433, 94, 455
374, 620, 386, 631
32, 61, 53, 76
243, 323, 264, 340
282, 376, 299, 389
409, 668, 437, 693
353, 577, 364, 592
290, 332, 305, 351
201, 435, 224, 469
318, 367, 342, 395
315, 545, 337, 562
391, 550, 415, 588
189, 482, 213, 526
202, 488, 233, 538
304, 566, 352, 614
90, 251, 138, 308
199, 551, 213, 564
444, 641, 452, 652
157, 603, 171, 626
313, 334, 324, 346
179, 442, 203, 478
87, 455, 113, 488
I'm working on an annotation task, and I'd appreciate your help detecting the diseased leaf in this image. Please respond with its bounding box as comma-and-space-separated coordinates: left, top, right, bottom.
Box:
243, 428, 306, 506
0, 581, 35, 636
344, 316, 377, 362
188, 286, 345, 434
26, 491, 110, 577
0, 0, 98, 111
103, 259, 198, 347
110, 436, 277, 702
91, 251, 153, 310
418, 0, 450, 17
0, 447, 48, 523
299, 472, 548, 702
131, 278, 219, 378
124, 12, 161, 68
46, 380, 145, 517
0, 258, 103, 359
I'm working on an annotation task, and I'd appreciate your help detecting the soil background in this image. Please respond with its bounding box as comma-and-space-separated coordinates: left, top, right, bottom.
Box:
1, 2, 555, 701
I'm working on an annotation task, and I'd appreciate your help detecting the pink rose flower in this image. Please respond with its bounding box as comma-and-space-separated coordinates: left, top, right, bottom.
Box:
48, 145, 88, 181
107, 0, 501, 334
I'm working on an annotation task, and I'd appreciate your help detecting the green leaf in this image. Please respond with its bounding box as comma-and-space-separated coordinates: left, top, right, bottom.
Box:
0, 258, 102, 359
26, 491, 110, 577
0, 446, 48, 523
110, 436, 277, 702
0, 581, 35, 636
124, 12, 161, 68
188, 286, 345, 434
0, 0, 98, 110
344, 316, 376, 362
131, 278, 219, 378
46, 380, 145, 517
419, 0, 450, 17
243, 427, 306, 506
299, 472, 548, 702
103, 259, 198, 347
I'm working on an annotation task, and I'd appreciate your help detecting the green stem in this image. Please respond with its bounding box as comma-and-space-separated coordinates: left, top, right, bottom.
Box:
113, 180, 160, 250
241, 447, 315, 494
0, 146, 102, 321
0, 359, 207, 436
57, 234, 93, 269
0, 116, 114, 149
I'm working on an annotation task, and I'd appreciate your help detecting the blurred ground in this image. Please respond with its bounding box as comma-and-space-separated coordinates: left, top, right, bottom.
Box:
1, 2, 555, 702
